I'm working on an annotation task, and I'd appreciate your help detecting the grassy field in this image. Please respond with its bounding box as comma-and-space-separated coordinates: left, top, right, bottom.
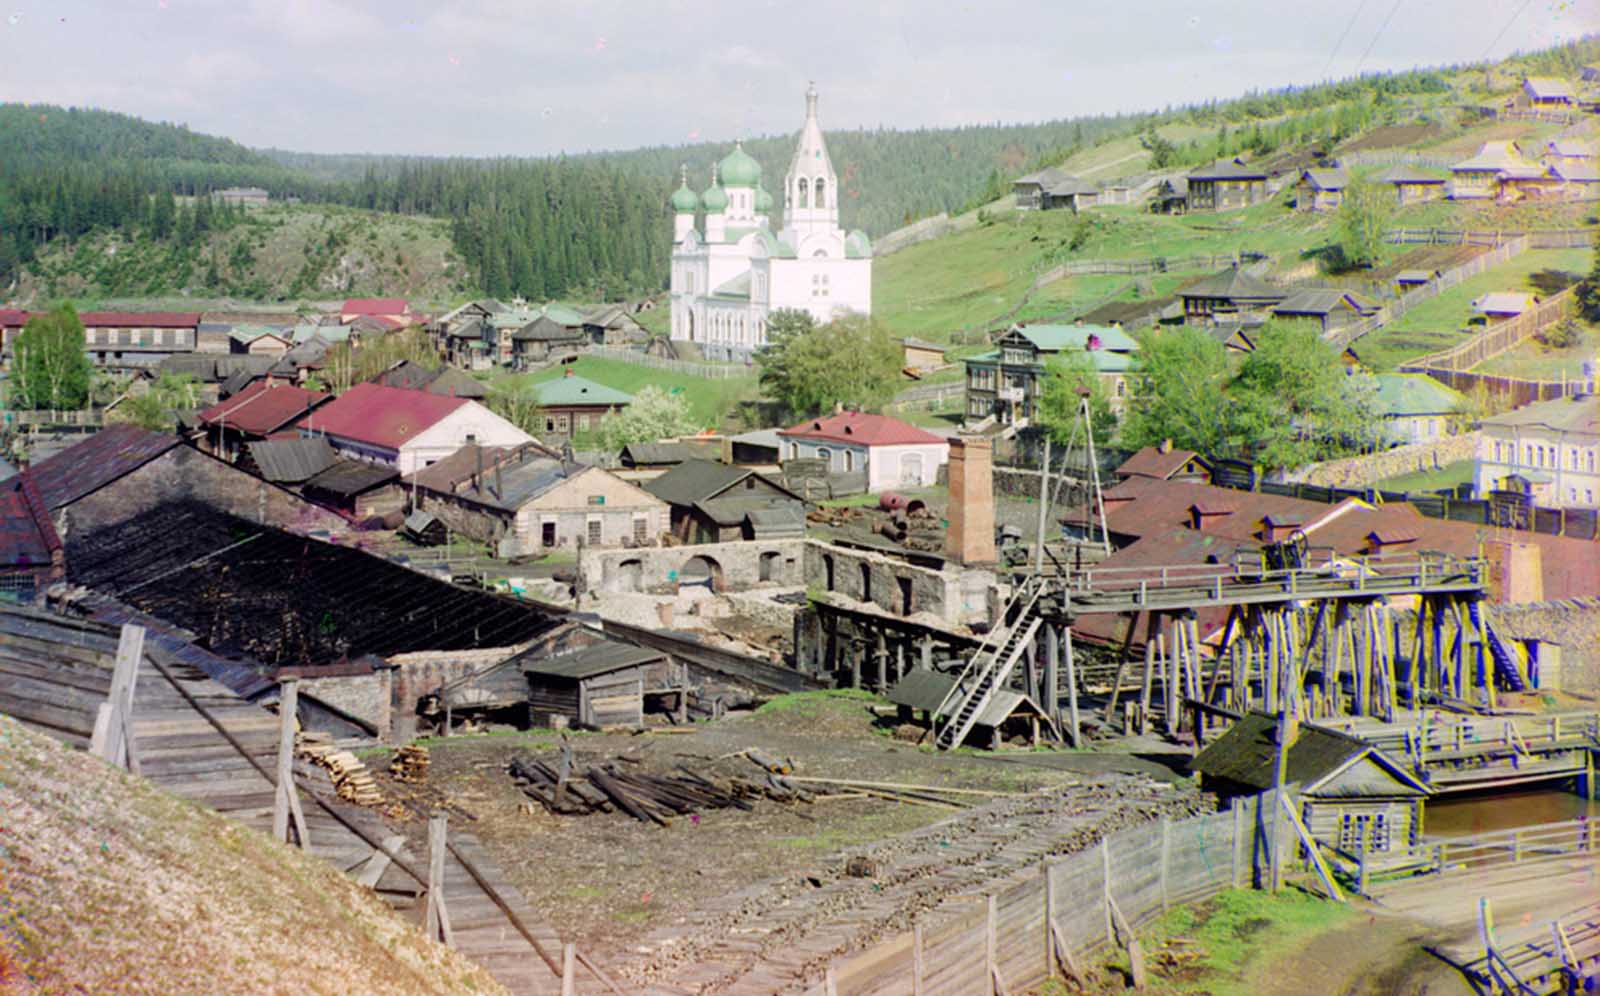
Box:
1352, 248, 1591, 371
1375, 459, 1477, 494
490, 354, 760, 428
1474, 322, 1599, 379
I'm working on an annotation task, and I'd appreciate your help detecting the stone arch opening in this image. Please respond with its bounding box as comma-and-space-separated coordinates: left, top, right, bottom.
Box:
679, 554, 724, 594
758, 550, 781, 583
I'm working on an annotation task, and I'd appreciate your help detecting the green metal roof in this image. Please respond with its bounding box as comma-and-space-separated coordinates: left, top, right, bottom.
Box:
754, 184, 774, 212
701, 183, 728, 212
711, 272, 752, 300
1371, 373, 1464, 416
541, 302, 587, 327
846, 229, 873, 259
718, 144, 762, 188
671, 183, 700, 212
1008, 323, 1140, 353
533, 374, 634, 408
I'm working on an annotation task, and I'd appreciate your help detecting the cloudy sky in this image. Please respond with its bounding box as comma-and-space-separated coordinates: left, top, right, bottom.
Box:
1, 0, 1594, 157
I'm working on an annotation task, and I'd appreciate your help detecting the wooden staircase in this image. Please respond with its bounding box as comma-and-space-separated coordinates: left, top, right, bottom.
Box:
1469, 601, 1528, 692
933, 578, 1046, 751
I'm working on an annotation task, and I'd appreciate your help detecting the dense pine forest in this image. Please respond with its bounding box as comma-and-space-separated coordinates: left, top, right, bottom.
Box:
4, 34, 1597, 305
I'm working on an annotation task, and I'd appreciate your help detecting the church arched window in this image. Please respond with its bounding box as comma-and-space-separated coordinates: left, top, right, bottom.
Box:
814, 178, 827, 209
797, 178, 809, 208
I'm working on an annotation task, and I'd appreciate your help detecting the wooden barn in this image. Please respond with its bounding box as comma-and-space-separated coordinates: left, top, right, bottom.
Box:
1190, 712, 1430, 857
525, 641, 683, 729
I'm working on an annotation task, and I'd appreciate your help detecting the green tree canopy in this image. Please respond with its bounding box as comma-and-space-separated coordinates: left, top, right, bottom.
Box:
757, 310, 901, 419
1035, 351, 1117, 444
1333, 180, 1391, 270
595, 385, 700, 451
11, 303, 92, 411
1119, 327, 1234, 456
113, 373, 203, 431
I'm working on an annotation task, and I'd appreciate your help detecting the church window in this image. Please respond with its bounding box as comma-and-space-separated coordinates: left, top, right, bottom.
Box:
798, 177, 809, 206
815, 178, 826, 209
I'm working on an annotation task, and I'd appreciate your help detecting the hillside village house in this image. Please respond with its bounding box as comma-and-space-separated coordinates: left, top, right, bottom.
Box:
340, 298, 411, 325
1012, 167, 1100, 212
643, 459, 807, 543
1547, 159, 1600, 199
406, 443, 668, 555
197, 380, 331, 464
777, 411, 949, 491
1375, 166, 1447, 206
1448, 142, 1549, 201
294, 381, 533, 474
1178, 266, 1287, 324
1475, 394, 1599, 509
212, 186, 270, 208
1471, 292, 1538, 323
901, 338, 948, 374
668, 86, 873, 362
533, 371, 633, 439
1151, 176, 1189, 214
964, 323, 1139, 424
1270, 289, 1377, 335
1519, 76, 1575, 110
512, 310, 588, 369
1539, 138, 1597, 167
1371, 373, 1465, 447
1294, 168, 1348, 212
1185, 159, 1268, 211
228, 327, 291, 357
0, 474, 65, 604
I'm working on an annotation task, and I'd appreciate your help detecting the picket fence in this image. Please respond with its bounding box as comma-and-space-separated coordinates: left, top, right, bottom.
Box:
585, 346, 750, 380
1325, 236, 1532, 348
800, 792, 1296, 996
1384, 228, 1593, 249
1399, 285, 1577, 374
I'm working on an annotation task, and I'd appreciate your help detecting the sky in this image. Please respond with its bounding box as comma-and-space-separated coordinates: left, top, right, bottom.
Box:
1, 0, 1596, 158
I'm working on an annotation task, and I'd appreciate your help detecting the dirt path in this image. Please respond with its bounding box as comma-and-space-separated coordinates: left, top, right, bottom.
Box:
1248, 906, 1472, 996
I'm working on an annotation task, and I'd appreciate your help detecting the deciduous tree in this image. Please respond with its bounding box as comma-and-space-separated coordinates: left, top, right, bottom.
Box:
595, 385, 699, 450
1333, 180, 1391, 270
11, 303, 92, 411
1036, 351, 1117, 443
757, 311, 901, 419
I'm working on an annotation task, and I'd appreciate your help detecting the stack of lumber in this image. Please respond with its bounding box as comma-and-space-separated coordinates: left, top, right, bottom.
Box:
508, 754, 809, 826
389, 743, 430, 783
298, 735, 382, 806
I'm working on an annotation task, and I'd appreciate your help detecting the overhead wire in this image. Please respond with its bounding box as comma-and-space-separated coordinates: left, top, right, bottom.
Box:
1320, 0, 1373, 80
1353, 0, 1406, 75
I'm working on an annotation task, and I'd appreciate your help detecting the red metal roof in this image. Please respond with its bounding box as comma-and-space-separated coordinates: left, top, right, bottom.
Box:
293, 382, 469, 451
0, 472, 62, 568
0, 309, 29, 328
198, 380, 331, 436
777, 411, 944, 447
29, 424, 182, 511
342, 298, 409, 316
78, 312, 201, 328
1115, 445, 1206, 481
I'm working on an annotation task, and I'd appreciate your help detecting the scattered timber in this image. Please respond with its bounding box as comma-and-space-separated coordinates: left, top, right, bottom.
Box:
508, 754, 813, 825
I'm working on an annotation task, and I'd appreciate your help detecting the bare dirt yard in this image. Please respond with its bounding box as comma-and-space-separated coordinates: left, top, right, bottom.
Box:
363, 691, 1206, 992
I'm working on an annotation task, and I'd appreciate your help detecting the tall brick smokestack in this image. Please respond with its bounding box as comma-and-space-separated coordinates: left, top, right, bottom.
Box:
945, 435, 996, 566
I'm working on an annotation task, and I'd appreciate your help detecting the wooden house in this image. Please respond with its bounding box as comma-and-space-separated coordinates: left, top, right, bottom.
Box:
1177, 266, 1287, 324
1186, 159, 1268, 212
299, 460, 403, 520
1394, 269, 1440, 292
1114, 443, 1211, 484
531, 371, 633, 439
1151, 177, 1189, 214
643, 458, 807, 543
1520, 77, 1575, 110
0, 474, 65, 604
1190, 712, 1430, 857
1294, 168, 1348, 213
523, 641, 683, 729
1270, 289, 1378, 335
901, 338, 948, 374
887, 667, 1053, 749
1013, 167, 1100, 212
1375, 166, 1446, 206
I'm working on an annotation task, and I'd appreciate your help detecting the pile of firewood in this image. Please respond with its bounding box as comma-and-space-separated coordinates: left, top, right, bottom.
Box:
390, 743, 430, 783
508, 754, 813, 826
298, 733, 383, 806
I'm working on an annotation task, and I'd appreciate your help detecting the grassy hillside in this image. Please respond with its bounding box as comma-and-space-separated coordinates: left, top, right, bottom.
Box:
0, 713, 501, 994
15, 203, 468, 307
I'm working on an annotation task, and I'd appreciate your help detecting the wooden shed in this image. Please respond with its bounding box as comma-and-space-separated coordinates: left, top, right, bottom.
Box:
1190, 712, 1430, 856
523, 640, 683, 729
886, 667, 1054, 749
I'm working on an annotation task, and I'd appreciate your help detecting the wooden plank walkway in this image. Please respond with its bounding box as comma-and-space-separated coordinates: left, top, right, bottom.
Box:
0, 607, 578, 996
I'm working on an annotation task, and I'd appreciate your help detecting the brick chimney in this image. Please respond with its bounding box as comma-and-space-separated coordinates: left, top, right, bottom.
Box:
945, 435, 996, 566
1484, 539, 1543, 603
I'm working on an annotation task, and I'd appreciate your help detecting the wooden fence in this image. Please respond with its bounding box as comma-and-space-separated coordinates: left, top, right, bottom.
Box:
891, 381, 965, 408
1034, 250, 1266, 283
802, 792, 1297, 996
1405, 369, 1596, 409
1342, 151, 1454, 169
1383, 228, 1592, 249
585, 346, 751, 380
4, 408, 106, 427
1325, 236, 1532, 348
1399, 285, 1576, 374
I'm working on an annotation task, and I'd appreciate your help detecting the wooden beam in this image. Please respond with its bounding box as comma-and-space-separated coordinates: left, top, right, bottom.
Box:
91, 624, 144, 771
425, 812, 454, 948
273, 678, 308, 847
355, 834, 407, 888
1277, 792, 1345, 903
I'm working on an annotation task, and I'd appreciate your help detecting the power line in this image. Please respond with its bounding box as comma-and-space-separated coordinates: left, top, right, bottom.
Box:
1479, 0, 1534, 62
1354, 0, 1406, 74
1321, 0, 1373, 80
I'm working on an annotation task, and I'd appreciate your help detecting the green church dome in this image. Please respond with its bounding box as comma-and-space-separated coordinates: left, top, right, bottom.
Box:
701, 182, 728, 212
718, 142, 762, 188
670, 183, 700, 213
754, 183, 774, 212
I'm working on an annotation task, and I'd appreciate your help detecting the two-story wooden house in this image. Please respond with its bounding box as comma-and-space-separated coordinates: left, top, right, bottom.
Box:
1294, 168, 1348, 213
964, 323, 1139, 425
1177, 267, 1287, 325
80, 312, 201, 373
1374, 165, 1447, 206
1186, 159, 1269, 211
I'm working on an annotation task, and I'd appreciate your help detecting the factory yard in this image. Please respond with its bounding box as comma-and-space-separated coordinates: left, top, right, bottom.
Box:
362, 690, 1202, 990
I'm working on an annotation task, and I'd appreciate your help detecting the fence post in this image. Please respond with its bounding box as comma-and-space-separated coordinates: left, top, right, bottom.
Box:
1101, 836, 1114, 944
425, 812, 454, 947
986, 893, 999, 996
1232, 799, 1245, 888
913, 922, 924, 996
1042, 859, 1055, 980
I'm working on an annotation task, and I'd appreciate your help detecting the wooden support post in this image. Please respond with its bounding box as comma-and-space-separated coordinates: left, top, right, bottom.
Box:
1138, 618, 1157, 735
1103, 612, 1141, 725
356, 834, 407, 888
92, 624, 145, 772
1279, 792, 1345, 903
1042, 859, 1056, 978
1231, 799, 1245, 888
1268, 712, 1291, 893
561, 943, 576, 996
912, 922, 925, 996
1102, 836, 1115, 945
425, 812, 454, 948
986, 893, 1002, 996
273, 678, 309, 847
1062, 626, 1081, 748
1164, 623, 1179, 736
1044, 623, 1060, 731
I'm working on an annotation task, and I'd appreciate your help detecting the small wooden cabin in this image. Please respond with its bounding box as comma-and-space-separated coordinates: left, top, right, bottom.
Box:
524, 641, 683, 729
887, 668, 1054, 749
1190, 712, 1430, 856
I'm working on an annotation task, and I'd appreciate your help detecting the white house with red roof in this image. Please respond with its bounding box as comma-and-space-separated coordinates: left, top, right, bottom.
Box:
777, 410, 948, 491
340, 298, 411, 325
294, 382, 532, 474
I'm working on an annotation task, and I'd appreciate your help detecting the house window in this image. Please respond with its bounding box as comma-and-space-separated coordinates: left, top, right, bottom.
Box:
541, 521, 557, 546
1338, 811, 1391, 852
1587, 451, 1595, 473
843, 450, 854, 472
1586, 489, 1594, 505
633, 515, 649, 544
546, 417, 557, 433
587, 518, 602, 545
816, 448, 831, 467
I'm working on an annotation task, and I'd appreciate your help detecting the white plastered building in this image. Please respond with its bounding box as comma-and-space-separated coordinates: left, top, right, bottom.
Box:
669, 85, 873, 361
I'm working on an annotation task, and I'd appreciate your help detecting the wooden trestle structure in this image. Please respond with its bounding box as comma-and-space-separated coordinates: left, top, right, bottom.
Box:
930, 550, 1495, 748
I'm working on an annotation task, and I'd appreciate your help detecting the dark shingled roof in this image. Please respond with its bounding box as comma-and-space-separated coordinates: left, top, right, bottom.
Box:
424, 366, 488, 399
1189, 712, 1425, 795
246, 437, 339, 484
643, 458, 800, 507
29, 425, 181, 511
521, 639, 667, 680
1115, 445, 1207, 481
513, 316, 586, 341
1188, 159, 1267, 181
1179, 267, 1288, 302
0, 474, 61, 568
302, 459, 400, 499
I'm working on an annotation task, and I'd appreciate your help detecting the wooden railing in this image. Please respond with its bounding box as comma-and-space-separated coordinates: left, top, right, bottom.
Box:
1399, 285, 1577, 374
4, 408, 106, 427
1419, 819, 1597, 875
1058, 551, 1485, 604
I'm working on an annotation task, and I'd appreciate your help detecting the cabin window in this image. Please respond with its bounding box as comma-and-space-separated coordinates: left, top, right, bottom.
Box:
843, 450, 854, 472
1338, 811, 1391, 852
859, 562, 872, 602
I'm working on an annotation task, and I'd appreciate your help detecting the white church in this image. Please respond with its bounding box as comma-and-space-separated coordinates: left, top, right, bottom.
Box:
669, 85, 872, 361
